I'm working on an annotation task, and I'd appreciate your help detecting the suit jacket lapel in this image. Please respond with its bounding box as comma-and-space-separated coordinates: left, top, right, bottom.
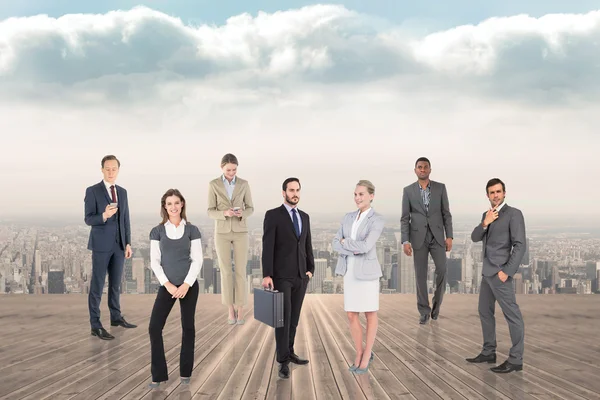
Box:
300, 211, 307, 239
217, 178, 232, 204
116, 186, 124, 223
355, 208, 374, 237
488, 204, 508, 237
428, 182, 438, 214
413, 182, 426, 214
99, 181, 111, 204
280, 205, 297, 238
342, 212, 354, 238
487, 213, 497, 237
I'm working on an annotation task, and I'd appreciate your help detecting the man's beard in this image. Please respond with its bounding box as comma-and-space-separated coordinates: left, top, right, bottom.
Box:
285, 194, 299, 205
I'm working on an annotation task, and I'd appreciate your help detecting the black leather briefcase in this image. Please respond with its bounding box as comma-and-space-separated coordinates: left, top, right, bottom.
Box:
253, 287, 284, 328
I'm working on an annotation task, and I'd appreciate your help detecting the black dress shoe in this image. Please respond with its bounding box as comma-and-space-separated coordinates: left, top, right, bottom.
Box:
431, 312, 438, 320
91, 327, 115, 340
278, 363, 290, 379
491, 360, 522, 373
419, 314, 430, 324
466, 353, 496, 363
111, 317, 137, 328
289, 353, 309, 365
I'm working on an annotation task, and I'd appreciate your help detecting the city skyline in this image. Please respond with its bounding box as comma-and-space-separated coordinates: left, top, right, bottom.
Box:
2, 217, 599, 296
2, 3, 600, 218
3, 211, 600, 233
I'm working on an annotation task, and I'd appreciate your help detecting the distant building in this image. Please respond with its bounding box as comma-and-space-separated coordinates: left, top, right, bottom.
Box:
308, 259, 327, 294
48, 270, 65, 294
213, 268, 221, 294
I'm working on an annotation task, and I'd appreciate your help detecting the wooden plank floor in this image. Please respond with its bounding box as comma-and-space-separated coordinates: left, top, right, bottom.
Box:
0, 293, 599, 400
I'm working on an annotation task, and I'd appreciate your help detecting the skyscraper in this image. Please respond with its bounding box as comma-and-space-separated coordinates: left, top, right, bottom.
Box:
586, 261, 599, 280
132, 257, 145, 294
203, 258, 214, 292
399, 251, 415, 294
513, 273, 524, 295
0, 266, 5, 294
447, 258, 462, 292
522, 238, 530, 265
463, 238, 474, 292
308, 259, 328, 293
213, 268, 221, 294
48, 270, 65, 294
35, 249, 41, 281
390, 263, 399, 291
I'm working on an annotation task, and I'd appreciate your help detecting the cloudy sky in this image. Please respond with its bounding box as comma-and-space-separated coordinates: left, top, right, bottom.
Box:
1, 1, 599, 223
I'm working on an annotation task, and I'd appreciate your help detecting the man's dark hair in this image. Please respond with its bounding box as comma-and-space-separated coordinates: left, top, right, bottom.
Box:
486, 178, 505, 193
415, 157, 430, 167
282, 177, 301, 191
101, 155, 120, 168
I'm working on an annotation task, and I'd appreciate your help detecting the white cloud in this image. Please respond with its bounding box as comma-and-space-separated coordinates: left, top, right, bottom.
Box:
408, 10, 600, 98
1, 5, 599, 219
1, 5, 599, 105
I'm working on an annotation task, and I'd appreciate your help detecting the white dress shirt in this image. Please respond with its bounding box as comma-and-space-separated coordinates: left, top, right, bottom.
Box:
222, 174, 236, 200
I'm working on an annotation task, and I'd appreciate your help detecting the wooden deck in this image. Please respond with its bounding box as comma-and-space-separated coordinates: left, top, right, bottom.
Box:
0, 293, 599, 400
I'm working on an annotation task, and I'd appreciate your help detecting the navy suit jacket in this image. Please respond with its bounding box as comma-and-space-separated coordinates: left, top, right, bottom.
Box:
84, 181, 131, 252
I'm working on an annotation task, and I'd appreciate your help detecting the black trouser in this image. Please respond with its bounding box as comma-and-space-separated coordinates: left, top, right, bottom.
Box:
273, 276, 308, 364
148, 281, 199, 382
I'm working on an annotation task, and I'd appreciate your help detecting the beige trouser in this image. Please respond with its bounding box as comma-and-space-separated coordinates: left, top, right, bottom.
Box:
215, 231, 249, 306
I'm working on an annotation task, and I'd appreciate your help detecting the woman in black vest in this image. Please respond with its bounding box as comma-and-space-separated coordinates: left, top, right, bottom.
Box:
148, 189, 203, 388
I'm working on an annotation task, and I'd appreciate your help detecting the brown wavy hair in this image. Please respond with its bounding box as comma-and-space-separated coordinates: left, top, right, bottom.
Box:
160, 189, 188, 224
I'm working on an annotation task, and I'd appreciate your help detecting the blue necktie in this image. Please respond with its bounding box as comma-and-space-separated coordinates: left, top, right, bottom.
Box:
292, 208, 300, 238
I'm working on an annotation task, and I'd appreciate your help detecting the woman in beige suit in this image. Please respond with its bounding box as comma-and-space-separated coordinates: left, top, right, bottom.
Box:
207, 154, 254, 324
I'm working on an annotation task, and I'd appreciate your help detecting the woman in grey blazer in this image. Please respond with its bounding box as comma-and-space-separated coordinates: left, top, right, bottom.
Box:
332, 180, 385, 375
207, 154, 254, 324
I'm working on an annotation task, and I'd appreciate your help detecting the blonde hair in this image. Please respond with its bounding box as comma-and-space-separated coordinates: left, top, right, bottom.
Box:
356, 180, 375, 202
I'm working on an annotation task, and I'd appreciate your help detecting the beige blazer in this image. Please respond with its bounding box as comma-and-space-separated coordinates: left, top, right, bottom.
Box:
207, 176, 254, 234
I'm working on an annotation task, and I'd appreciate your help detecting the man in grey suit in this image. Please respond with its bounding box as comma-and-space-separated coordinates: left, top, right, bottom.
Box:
466, 178, 526, 373
401, 157, 453, 324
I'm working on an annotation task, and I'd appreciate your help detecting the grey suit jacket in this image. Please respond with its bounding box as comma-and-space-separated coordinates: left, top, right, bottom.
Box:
332, 208, 385, 280
471, 204, 526, 277
400, 181, 453, 249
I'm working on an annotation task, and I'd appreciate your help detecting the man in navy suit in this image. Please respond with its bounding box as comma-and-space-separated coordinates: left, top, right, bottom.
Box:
84, 155, 137, 340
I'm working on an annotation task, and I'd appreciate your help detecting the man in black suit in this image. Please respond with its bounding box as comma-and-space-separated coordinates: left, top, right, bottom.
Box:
84, 155, 137, 340
262, 177, 315, 379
